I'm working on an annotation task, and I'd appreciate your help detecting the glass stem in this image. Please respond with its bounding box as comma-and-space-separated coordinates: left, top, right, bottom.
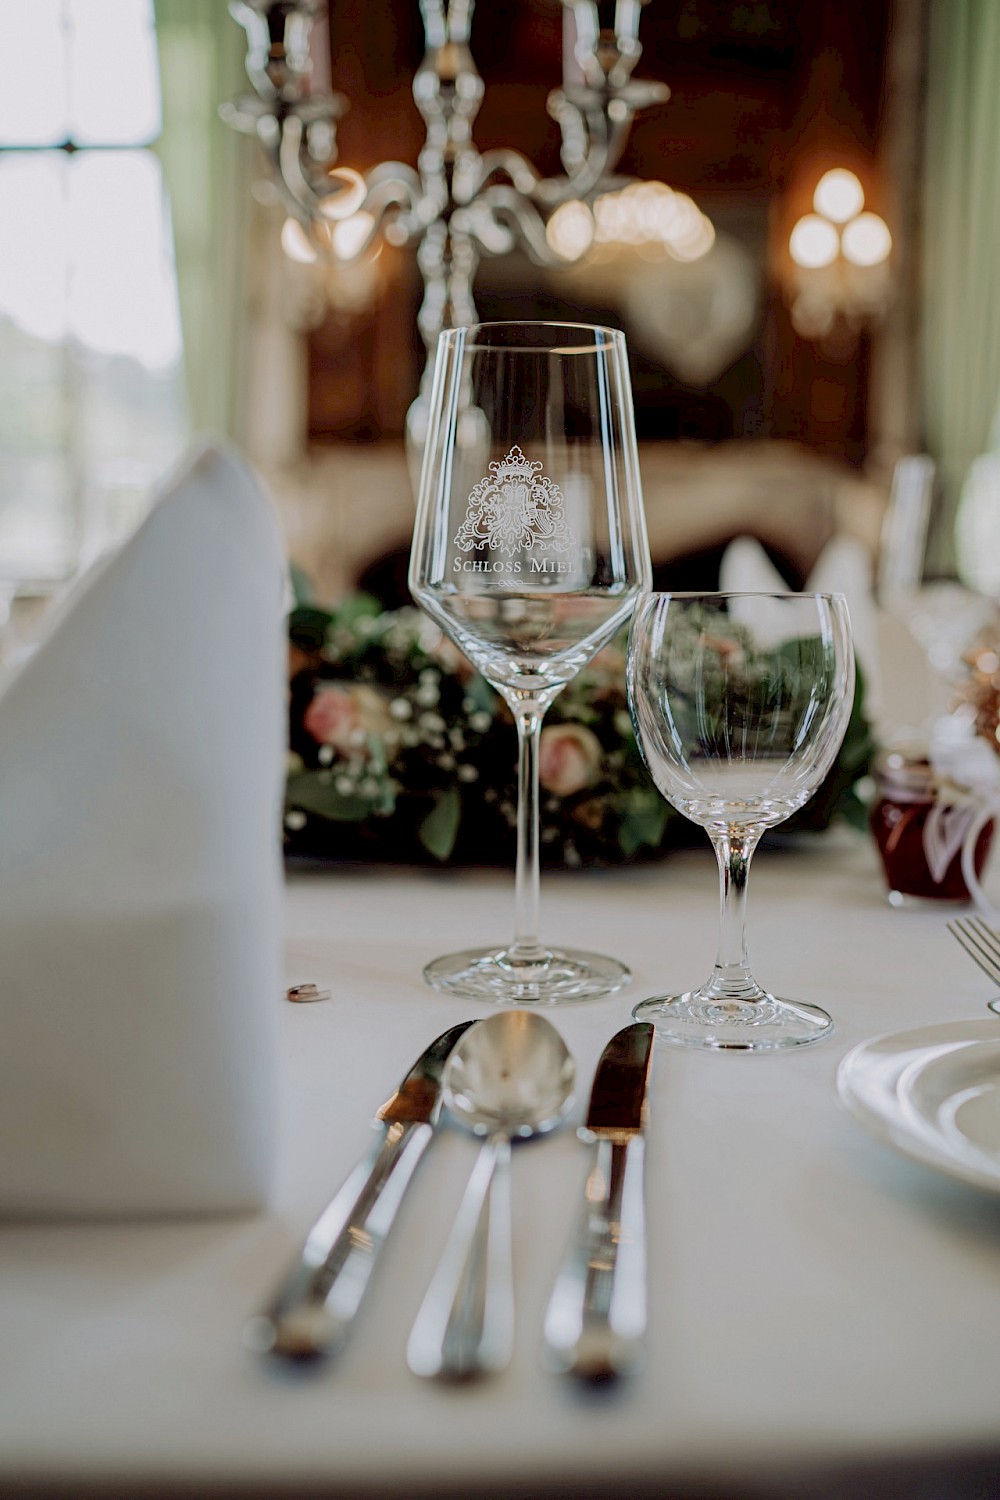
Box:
706, 824, 763, 1000
508, 703, 550, 965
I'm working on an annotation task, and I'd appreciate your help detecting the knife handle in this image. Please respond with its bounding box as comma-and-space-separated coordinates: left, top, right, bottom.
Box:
542, 1134, 647, 1381
246, 1119, 433, 1360
406, 1131, 514, 1381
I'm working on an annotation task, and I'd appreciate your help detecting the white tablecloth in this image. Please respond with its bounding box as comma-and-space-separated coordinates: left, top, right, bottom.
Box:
3, 830, 1000, 1498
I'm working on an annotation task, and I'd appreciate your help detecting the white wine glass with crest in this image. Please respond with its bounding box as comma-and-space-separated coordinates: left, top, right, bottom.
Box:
408, 322, 651, 1004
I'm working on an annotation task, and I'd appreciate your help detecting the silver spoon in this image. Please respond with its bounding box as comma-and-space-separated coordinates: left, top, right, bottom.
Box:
406, 1010, 575, 1381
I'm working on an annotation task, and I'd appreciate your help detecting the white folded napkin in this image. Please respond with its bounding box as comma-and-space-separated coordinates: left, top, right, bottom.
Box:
0, 442, 286, 1217
719, 533, 880, 712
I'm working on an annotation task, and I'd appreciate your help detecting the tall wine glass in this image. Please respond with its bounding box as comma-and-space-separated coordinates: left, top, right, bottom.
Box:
408, 322, 651, 1004
627, 592, 854, 1050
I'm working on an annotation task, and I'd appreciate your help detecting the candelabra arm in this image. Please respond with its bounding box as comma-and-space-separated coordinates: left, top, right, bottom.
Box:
357, 162, 425, 247
471, 186, 553, 266
276, 113, 331, 218
475, 149, 543, 200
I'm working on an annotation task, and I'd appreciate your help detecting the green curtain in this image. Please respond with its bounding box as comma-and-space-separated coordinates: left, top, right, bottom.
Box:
921, 0, 1000, 570
153, 0, 255, 441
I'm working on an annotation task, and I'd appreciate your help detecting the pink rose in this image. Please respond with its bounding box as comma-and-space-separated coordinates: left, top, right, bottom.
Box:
539, 723, 603, 797
303, 682, 392, 755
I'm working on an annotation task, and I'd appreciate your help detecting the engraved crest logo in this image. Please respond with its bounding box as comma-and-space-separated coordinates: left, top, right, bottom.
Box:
454, 445, 574, 557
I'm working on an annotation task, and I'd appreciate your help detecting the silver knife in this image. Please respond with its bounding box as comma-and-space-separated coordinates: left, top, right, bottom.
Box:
542, 1021, 654, 1381
245, 1020, 476, 1361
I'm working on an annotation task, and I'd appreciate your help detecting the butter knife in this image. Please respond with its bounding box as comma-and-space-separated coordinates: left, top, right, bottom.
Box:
245, 1020, 475, 1361
542, 1021, 654, 1381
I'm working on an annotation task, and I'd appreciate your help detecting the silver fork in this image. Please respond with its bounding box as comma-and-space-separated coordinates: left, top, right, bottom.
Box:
947, 915, 1000, 1015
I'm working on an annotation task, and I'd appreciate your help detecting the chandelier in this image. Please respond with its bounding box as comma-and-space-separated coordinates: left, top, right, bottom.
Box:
223, 0, 669, 443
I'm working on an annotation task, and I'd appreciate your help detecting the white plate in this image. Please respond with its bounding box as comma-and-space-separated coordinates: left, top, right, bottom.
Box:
836, 1020, 1000, 1194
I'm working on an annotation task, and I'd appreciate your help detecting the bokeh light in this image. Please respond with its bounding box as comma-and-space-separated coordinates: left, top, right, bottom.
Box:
331, 210, 376, 261
591, 182, 715, 262
318, 167, 367, 222
545, 200, 595, 261
841, 211, 892, 267
789, 214, 839, 269
813, 168, 865, 224
281, 217, 319, 264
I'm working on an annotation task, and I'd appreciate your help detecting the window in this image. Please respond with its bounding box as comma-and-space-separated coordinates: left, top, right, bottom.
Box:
0, 0, 186, 595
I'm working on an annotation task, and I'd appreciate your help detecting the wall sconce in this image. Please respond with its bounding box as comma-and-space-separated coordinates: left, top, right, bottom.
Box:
785, 168, 892, 352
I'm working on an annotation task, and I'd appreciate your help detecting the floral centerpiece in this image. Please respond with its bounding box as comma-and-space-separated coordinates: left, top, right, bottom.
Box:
285, 590, 874, 867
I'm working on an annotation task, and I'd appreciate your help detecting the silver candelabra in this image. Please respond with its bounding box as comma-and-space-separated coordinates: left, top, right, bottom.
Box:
223, 0, 668, 442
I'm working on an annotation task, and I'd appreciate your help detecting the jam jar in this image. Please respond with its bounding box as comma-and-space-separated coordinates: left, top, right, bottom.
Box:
870, 745, 994, 904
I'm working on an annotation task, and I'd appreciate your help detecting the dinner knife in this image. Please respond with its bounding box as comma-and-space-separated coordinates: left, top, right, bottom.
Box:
542, 1021, 654, 1381
245, 1019, 476, 1361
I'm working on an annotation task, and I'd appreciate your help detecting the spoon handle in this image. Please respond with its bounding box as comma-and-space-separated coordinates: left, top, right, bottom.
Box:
407, 1132, 514, 1380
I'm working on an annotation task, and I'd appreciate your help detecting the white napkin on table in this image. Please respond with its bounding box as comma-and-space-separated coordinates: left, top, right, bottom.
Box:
719, 533, 881, 713
0, 442, 286, 1217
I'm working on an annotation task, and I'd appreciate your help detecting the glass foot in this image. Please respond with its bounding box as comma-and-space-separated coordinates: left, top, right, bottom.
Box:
632, 989, 833, 1052
423, 946, 630, 1005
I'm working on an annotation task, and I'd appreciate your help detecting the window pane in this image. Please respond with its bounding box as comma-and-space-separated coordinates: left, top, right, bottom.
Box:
0, 155, 68, 344
0, 0, 69, 145
0, 150, 186, 588
69, 0, 161, 146
0, 324, 76, 584
69, 151, 183, 370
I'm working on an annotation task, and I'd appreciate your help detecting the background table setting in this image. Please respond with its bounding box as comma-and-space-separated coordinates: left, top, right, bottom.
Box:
3, 323, 1000, 1500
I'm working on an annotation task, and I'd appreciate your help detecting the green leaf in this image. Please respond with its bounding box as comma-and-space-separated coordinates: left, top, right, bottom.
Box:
418, 787, 461, 861
286, 773, 371, 823
614, 789, 669, 856
288, 606, 334, 654
464, 673, 497, 716
838, 788, 871, 833
336, 592, 384, 627
288, 562, 315, 608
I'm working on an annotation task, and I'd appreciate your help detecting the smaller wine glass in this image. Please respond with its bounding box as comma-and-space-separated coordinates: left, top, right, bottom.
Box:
627, 591, 855, 1051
